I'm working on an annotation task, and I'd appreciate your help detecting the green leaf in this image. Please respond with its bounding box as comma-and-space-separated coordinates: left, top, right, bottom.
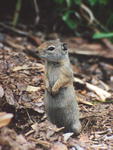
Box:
88, 0, 98, 6
88, 0, 108, 6
106, 14, 113, 27
66, 19, 77, 29
93, 32, 113, 39
66, 0, 71, 7
74, 0, 82, 5
99, 0, 109, 5
62, 10, 73, 20
53, 0, 65, 4
62, 11, 77, 29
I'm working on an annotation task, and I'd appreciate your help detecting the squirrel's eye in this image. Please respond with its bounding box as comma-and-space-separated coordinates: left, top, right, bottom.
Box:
62, 43, 68, 51
47, 46, 55, 51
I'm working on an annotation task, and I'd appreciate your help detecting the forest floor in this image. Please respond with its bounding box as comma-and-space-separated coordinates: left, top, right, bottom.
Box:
0, 27, 113, 150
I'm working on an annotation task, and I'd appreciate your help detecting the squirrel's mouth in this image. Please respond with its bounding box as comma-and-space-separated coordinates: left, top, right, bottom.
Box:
23, 49, 40, 59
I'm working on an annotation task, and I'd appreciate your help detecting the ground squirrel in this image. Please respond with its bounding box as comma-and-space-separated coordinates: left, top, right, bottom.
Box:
37, 39, 81, 134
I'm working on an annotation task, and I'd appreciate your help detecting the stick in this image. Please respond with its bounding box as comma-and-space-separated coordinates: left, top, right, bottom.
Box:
74, 77, 111, 102
12, 0, 22, 26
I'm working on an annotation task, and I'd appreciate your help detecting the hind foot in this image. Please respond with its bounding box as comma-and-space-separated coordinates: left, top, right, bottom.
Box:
71, 121, 82, 135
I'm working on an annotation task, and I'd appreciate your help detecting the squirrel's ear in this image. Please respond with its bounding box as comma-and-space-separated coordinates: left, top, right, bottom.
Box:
62, 43, 68, 51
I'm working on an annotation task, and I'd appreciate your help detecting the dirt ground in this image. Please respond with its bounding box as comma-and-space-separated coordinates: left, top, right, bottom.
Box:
0, 30, 113, 150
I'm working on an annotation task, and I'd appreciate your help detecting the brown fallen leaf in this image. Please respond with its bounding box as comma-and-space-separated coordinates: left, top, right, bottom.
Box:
30, 138, 52, 149
86, 82, 111, 101
31, 122, 38, 131
51, 142, 68, 150
79, 133, 90, 143
12, 65, 29, 71
77, 93, 93, 106
0, 127, 36, 150
66, 37, 113, 58
26, 85, 41, 92
0, 85, 4, 98
12, 63, 44, 72
0, 112, 13, 128
5, 88, 15, 105
6, 35, 25, 50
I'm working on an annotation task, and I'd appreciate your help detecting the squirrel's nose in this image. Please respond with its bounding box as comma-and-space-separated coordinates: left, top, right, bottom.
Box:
23, 49, 40, 59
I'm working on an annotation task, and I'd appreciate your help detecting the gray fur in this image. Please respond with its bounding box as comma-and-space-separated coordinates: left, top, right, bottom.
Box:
38, 39, 81, 134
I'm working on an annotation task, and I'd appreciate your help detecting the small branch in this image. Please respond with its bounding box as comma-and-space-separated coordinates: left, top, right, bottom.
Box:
0, 22, 28, 36
33, 0, 40, 25
77, 93, 93, 106
80, 3, 113, 51
80, 3, 108, 32
29, 138, 52, 149
81, 4, 95, 24
12, 0, 22, 26
74, 77, 111, 102
0, 23, 42, 46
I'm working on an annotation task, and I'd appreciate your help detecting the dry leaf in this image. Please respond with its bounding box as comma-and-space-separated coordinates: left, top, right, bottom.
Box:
51, 142, 68, 150
86, 82, 111, 101
26, 85, 40, 92
0, 85, 4, 98
12, 63, 44, 72
0, 112, 13, 128
30, 138, 52, 149
74, 77, 111, 102
31, 122, 38, 131
12, 65, 29, 71
63, 132, 74, 142
77, 93, 93, 106
5, 88, 15, 105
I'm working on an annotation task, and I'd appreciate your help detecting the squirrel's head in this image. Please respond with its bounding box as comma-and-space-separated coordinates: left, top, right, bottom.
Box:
37, 39, 68, 62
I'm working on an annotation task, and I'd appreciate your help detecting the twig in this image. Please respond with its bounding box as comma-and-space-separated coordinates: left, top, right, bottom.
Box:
29, 138, 52, 149
12, 0, 22, 26
77, 93, 93, 106
81, 4, 95, 24
80, 3, 108, 32
81, 111, 107, 119
101, 38, 113, 51
74, 77, 111, 102
5, 36, 25, 50
0, 22, 29, 36
80, 3, 113, 52
33, 0, 40, 25
0, 22, 42, 45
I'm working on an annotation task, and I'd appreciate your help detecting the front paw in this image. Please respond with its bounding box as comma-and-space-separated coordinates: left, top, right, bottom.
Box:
46, 86, 52, 93
51, 87, 59, 95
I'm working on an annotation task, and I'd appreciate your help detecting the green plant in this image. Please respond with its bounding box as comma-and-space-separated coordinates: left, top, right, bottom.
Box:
88, 0, 108, 6
53, 0, 82, 30
93, 32, 113, 39
53, 0, 113, 40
